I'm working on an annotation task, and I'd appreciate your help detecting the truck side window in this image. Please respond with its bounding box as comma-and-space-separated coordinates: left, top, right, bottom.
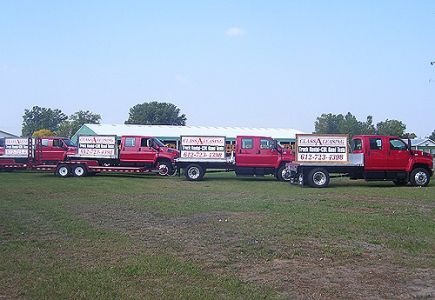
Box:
242, 138, 253, 149
260, 139, 271, 149
369, 138, 382, 150
390, 139, 407, 151
351, 139, 362, 151
52, 139, 62, 147
125, 138, 136, 147
141, 138, 149, 147
41, 139, 49, 147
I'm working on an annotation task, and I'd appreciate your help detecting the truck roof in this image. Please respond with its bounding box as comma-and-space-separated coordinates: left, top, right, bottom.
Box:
352, 135, 402, 139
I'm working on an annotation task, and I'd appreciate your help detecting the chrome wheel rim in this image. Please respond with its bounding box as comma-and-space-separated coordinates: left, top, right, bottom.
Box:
188, 167, 200, 179
313, 171, 327, 186
158, 164, 169, 176
281, 169, 291, 181
414, 171, 428, 186
74, 166, 84, 176
59, 167, 69, 177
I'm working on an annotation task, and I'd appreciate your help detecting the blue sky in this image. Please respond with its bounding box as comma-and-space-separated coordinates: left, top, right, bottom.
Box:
1, 1, 434, 136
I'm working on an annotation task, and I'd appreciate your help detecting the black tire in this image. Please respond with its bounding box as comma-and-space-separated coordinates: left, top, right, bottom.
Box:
409, 168, 430, 187
72, 165, 87, 177
307, 168, 330, 188
393, 179, 408, 186
277, 165, 291, 181
55, 165, 71, 178
185, 164, 205, 181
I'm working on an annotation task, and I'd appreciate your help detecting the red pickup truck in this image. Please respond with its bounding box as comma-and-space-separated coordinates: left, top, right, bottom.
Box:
286, 135, 433, 188
176, 135, 295, 181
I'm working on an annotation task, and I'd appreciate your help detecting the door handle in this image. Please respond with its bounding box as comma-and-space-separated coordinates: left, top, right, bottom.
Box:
138, 148, 141, 151
239, 149, 242, 154
257, 150, 261, 154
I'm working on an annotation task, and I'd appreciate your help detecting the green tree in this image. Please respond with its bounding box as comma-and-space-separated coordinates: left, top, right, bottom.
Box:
32, 129, 55, 137
429, 130, 435, 141
402, 132, 417, 139
314, 113, 344, 134
57, 110, 101, 138
376, 119, 406, 136
125, 101, 187, 125
339, 112, 363, 137
22, 106, 67, 137
360, 116, 376, 135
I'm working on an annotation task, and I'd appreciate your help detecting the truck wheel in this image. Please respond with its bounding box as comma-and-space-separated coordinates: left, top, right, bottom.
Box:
185, 164, 204, 181
277, 165, 291, 181
156, 160, 173, 176
55, 165, 71, 177
307, 168, 330, 188
410, 168, 430, 187
73, 165, 87, 177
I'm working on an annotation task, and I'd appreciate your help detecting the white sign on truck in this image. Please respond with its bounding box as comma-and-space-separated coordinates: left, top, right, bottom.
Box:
4, 138, 29, 157
76, 135, 117, 159
180, 136, 226, 159
296, 134, 348, 163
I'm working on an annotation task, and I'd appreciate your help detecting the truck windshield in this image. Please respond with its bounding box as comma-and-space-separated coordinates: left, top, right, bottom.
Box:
153, 138, 165, 147
0, 138, 4, 147
63, 139, 76, 147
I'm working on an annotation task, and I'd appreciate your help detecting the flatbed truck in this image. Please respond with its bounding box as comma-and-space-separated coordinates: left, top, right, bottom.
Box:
286, 134, 433, 188
54, 135, 179, 177
175, 135, 295, 181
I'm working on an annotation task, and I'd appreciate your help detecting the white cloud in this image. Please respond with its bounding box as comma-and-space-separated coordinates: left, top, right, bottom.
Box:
226, 27, 245, 37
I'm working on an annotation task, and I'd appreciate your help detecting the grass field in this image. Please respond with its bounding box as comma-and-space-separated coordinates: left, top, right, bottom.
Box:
0, 171, 434, 299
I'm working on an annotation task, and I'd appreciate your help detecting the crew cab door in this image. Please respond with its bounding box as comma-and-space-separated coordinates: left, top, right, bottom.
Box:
364, 137, 388, 170
387, 138, 410, 170
256, 138, 279, 167
119, 137, 140, 162
40, 138, 67, 162
235, 137, 258, 167
119, 137, 157, 164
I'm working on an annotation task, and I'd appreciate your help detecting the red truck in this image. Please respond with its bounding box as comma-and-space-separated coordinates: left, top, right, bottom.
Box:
175, 135, 295, 181
54, 135, 179, 177
0, 137, 77, 167
286, 134, 433, 188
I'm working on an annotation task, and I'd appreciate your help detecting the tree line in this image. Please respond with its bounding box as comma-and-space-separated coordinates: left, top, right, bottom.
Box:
20, 102, 435, 141
21, 101, 187, 137
314, 112, 421, 139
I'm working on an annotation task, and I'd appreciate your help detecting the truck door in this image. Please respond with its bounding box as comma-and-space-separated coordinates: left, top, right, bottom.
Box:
364, 137, 388, 170
40, 138, 64, 162
235, 137, 258, 167
138, 137, 158, 164
256, 138, 279, 167
387, 138, 410, 170
119, 137, 141, 162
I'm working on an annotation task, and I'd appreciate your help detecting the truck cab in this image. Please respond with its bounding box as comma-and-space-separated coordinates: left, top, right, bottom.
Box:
235, 136, 295, 180
118, 136, 179, 173
350, 135, 433, 185
35, 137, 77, 163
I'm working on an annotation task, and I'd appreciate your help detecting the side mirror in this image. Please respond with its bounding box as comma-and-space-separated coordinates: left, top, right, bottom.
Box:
407, 138, 413, 154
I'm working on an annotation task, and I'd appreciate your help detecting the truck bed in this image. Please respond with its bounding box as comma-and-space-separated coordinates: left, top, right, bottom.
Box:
287, 153, 364, 170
